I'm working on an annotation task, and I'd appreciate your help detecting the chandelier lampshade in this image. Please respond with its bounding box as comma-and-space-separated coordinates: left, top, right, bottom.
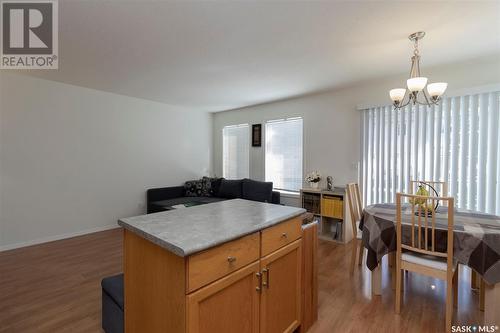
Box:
407, 77, 428, 92
390, 88, 406, 102
389, 32, 447, 109
427, 82, 448, 98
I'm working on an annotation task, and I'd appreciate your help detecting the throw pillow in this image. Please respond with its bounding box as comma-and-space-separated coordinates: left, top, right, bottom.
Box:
241, 178, 273, 203
199, 177, 212, 197
184, 179, 204, 197
218, 179, 243, 199
202, 177, 223, 197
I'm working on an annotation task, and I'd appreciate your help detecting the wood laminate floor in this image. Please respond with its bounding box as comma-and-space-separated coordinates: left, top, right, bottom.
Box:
0, 229, 483, 333
0, 229, 122, 333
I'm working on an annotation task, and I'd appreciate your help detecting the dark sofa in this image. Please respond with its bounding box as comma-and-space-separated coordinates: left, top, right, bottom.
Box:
147, 178, 280, 214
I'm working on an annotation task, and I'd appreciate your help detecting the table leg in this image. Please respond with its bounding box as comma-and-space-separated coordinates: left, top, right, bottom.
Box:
471, 269, 480, 289
479, 278, 485, 312
484, 282, 500, 325
390, 254, 396, 290
372, 264, 382, 296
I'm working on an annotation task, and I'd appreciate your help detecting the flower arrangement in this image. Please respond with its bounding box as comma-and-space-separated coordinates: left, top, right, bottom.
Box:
305, 171, 321, 183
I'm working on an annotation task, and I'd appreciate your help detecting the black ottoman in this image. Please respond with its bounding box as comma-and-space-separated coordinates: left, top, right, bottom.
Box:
101, 274, 124, 333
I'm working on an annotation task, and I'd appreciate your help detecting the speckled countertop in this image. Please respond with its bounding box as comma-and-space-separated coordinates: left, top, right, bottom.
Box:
118, 199, 306, 257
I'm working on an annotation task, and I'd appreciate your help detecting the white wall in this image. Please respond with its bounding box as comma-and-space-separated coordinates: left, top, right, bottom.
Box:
213, 55, 500, 207
1, 56, 498, 249
0, 73, 213, 250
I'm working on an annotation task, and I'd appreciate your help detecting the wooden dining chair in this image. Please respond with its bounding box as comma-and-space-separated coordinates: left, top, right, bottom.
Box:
409, 180, 448, 197
395, 193, 458, 332
346, 183, 364, 274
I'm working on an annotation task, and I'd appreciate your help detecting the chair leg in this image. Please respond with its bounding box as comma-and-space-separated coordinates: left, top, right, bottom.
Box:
453, 269, 458, 308
446, 277, 454, 332
357, 241, 363, 266
401, 270, 404, 292
395, 266, 402, 314
350, 240, 357, 274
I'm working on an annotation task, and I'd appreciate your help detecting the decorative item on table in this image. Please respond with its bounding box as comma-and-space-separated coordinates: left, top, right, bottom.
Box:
305, 171, 321, 189
410, 181, 439, 217
326, 176, 333, 191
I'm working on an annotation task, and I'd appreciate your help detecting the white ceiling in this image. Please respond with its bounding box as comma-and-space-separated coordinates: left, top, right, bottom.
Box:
20, 0, 500, 112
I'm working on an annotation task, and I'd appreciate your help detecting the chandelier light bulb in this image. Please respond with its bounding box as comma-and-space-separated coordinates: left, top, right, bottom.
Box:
389, 88, 406, 102
407, 77, 428, 92
427, 82, 448, 97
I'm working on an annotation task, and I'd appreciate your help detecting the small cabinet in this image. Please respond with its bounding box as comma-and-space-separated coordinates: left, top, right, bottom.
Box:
124, 215, 315, 333
300, 188, 353, 244
187, 261, 261, 333
260, 240, 302, 333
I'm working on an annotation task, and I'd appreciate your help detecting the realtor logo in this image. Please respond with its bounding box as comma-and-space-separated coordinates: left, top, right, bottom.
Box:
1, 0, 58, 69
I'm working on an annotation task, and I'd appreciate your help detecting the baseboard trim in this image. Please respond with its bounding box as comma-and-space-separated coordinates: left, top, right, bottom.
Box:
0, 224, 120, 252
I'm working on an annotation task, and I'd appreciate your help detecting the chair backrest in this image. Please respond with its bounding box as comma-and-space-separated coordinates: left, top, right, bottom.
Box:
409, 180, 448, 197
346, 183, 363, 235
396, 193, 454, 264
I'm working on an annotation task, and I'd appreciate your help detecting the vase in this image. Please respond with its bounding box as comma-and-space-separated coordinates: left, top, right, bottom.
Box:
310, 182, 319, 189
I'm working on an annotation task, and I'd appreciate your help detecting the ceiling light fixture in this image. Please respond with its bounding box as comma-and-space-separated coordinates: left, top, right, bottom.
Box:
389, 32, 447, 109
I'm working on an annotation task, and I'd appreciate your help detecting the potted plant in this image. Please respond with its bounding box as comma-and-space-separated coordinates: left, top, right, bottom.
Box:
305, 171, 321, 189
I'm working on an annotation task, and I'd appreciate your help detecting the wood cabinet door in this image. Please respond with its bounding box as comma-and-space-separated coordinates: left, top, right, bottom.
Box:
260, 239, 302, 333
187, 261, 260, 333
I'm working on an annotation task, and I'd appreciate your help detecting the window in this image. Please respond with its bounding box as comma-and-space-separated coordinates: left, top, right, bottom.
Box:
265, 117, 303, 192
360, 91, 500, 215
222, 124, 249, 179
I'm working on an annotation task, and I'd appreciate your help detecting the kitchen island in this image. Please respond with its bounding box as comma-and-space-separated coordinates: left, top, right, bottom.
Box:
118, 198, 315, 333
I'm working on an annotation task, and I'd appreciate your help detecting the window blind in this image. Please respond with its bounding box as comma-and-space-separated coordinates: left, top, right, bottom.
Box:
222, 124, 249, 179
360, 91, 500, 215
265, 117, 303, 192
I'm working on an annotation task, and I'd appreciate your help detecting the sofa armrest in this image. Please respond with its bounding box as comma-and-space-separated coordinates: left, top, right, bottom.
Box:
147, 186, 185, 213
271, 191, 280, 205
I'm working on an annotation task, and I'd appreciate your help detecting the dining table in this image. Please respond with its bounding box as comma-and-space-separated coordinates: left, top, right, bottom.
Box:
360, 203, 500, 324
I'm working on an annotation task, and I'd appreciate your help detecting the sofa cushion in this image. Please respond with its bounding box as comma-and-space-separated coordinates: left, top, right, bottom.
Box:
218, 179, 243, 199
204, 177, 223, 197
200, 177, 213, 197
242, 178, 273, 203
184, 179, 206, 197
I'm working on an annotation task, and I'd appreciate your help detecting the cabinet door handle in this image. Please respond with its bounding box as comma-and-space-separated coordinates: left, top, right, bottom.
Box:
281, 232, 288, 239
227, 256, 236, 263
256, 272, 262, 292
262, 268, 270, 288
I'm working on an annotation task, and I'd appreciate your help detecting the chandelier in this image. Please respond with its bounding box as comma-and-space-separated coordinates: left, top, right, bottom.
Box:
389, 32, 447, 109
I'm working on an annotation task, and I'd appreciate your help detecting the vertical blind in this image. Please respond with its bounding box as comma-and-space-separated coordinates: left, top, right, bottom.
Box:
360, 91, 500, 215
265, 117, 303, 191
222, 124, 249, 179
